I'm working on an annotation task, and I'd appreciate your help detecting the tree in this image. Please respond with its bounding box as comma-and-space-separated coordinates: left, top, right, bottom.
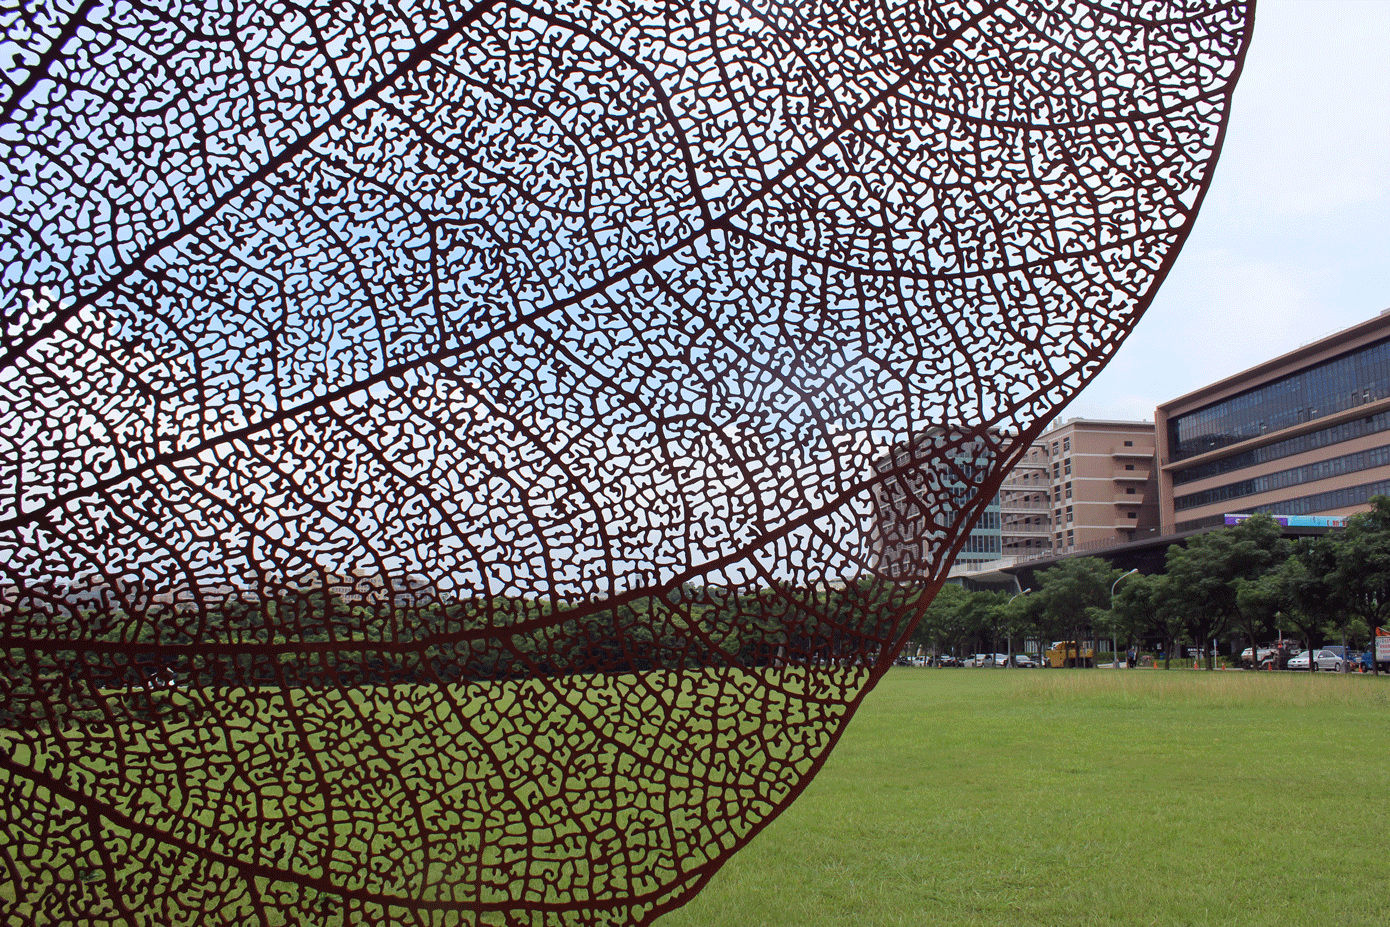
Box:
1158, 515, 1286, 670
1276, 540, 1344, 672
1148, 574, 1186, 670
1234, 571, 1287, 668
1101, 572, 1159, 664
912, 584, 971, 660
998, 590, 1038, 666
958, 589, 1012, 659
1033, 558, 1122, 667
1327, 495, 1390, 674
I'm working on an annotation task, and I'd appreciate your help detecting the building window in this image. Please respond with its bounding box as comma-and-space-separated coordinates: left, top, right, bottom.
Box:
1053, 463, 1060, 479
1124, 464, 1135, 471
1174, 443, 1390, 511
1065, 505, 1073, 523
1065, 481, 1073, 499
1124, 440, 1134, 447
1064, 459, 1072, 476
1127, 512, 1138, 519
1167, 336, 1390, 461
1063, 437, 1071, 452
1053, 487, 1062, 503
1173, 409, 1390, 486
1126, 487, 1136, 495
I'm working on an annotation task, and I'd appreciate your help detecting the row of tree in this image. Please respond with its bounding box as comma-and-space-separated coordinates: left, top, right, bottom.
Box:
913, 498, 1390, 670
3, 576, 922, 731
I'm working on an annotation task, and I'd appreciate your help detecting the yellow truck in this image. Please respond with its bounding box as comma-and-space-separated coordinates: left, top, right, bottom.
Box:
1044, 641, 1094, 668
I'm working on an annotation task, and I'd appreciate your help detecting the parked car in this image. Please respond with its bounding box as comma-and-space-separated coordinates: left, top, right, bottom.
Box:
934, 654, 963, 667
1011, 654, 1038, 668
1354, 650, 1375, 672
1285, 649, 1343, 672
983, 653, 1010, 667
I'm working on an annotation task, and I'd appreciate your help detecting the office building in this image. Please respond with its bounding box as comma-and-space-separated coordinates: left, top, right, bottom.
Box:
1036, 418, 1159, 553
1157, 311, 1390, 529
945, 420, 1156, 584
872, 428, 1002, 577
998, 441, 1052, 559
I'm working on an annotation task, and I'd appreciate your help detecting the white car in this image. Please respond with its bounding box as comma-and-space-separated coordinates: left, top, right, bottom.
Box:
1285, 649, 1343, 672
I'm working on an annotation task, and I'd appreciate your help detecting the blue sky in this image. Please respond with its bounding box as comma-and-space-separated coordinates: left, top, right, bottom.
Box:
1064, 0, 1390, 423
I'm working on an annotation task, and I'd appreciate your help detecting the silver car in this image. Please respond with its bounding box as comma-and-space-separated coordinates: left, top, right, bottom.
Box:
1285, 649, 1343, 671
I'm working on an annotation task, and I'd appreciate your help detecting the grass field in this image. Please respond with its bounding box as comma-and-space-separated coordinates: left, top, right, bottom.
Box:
0, 667, 861, 925
4, 668, 1386, 924
656, 668, 1390, 927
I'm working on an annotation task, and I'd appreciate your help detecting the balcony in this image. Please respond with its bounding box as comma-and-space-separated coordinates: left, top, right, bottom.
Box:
1111, 445, 1153, 459
1114, 494, 1143, 505
1000, 499, 1050, 513
1002, 523, 1051, 536
1113, 468, 1150, 481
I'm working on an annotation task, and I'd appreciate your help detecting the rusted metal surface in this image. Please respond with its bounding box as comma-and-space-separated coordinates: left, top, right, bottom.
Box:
1, 1, 1251, 923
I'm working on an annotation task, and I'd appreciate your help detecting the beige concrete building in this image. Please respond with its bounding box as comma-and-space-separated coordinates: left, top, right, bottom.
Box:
1157, 311, 1390, 529
1036, 418, 1160, 553
998, 441, 1051, 560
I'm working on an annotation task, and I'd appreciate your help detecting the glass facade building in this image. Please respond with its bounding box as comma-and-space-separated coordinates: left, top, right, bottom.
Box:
1171, 408, 1390, 485
871, 429, 1004, 572
1174, 444, 1390, 511
1159, 314, 1390, 530
1168, 337, 1390, 461
957, 499, 1003, 562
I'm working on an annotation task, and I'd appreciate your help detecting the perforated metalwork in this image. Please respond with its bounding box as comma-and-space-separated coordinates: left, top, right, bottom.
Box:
1, 1, 1251, 923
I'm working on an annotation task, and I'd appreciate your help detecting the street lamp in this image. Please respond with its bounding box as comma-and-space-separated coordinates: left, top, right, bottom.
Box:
1110, 568, 1139, 598
1110, 569, 1140, 666
1007, 588, 1031, 667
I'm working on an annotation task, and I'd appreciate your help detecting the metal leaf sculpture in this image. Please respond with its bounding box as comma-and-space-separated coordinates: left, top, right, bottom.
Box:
2, 0, 1250, 923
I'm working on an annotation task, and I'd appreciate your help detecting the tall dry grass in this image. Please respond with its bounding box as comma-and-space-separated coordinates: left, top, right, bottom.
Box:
1010, 667, 1390, 708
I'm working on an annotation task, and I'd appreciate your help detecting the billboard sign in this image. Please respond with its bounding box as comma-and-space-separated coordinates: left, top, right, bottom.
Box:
1376, 630, 1390, 663
1223, 514, 1350, 529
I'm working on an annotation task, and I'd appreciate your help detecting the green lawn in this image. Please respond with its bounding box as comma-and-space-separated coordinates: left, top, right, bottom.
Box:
0, 668, 859, 925
656, 668, 1390, 927
5, 668, 1387, 924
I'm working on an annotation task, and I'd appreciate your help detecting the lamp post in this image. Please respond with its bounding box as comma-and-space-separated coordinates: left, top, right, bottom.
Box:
1007, 588, 1031, 667
1110, 568, 1139, 666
